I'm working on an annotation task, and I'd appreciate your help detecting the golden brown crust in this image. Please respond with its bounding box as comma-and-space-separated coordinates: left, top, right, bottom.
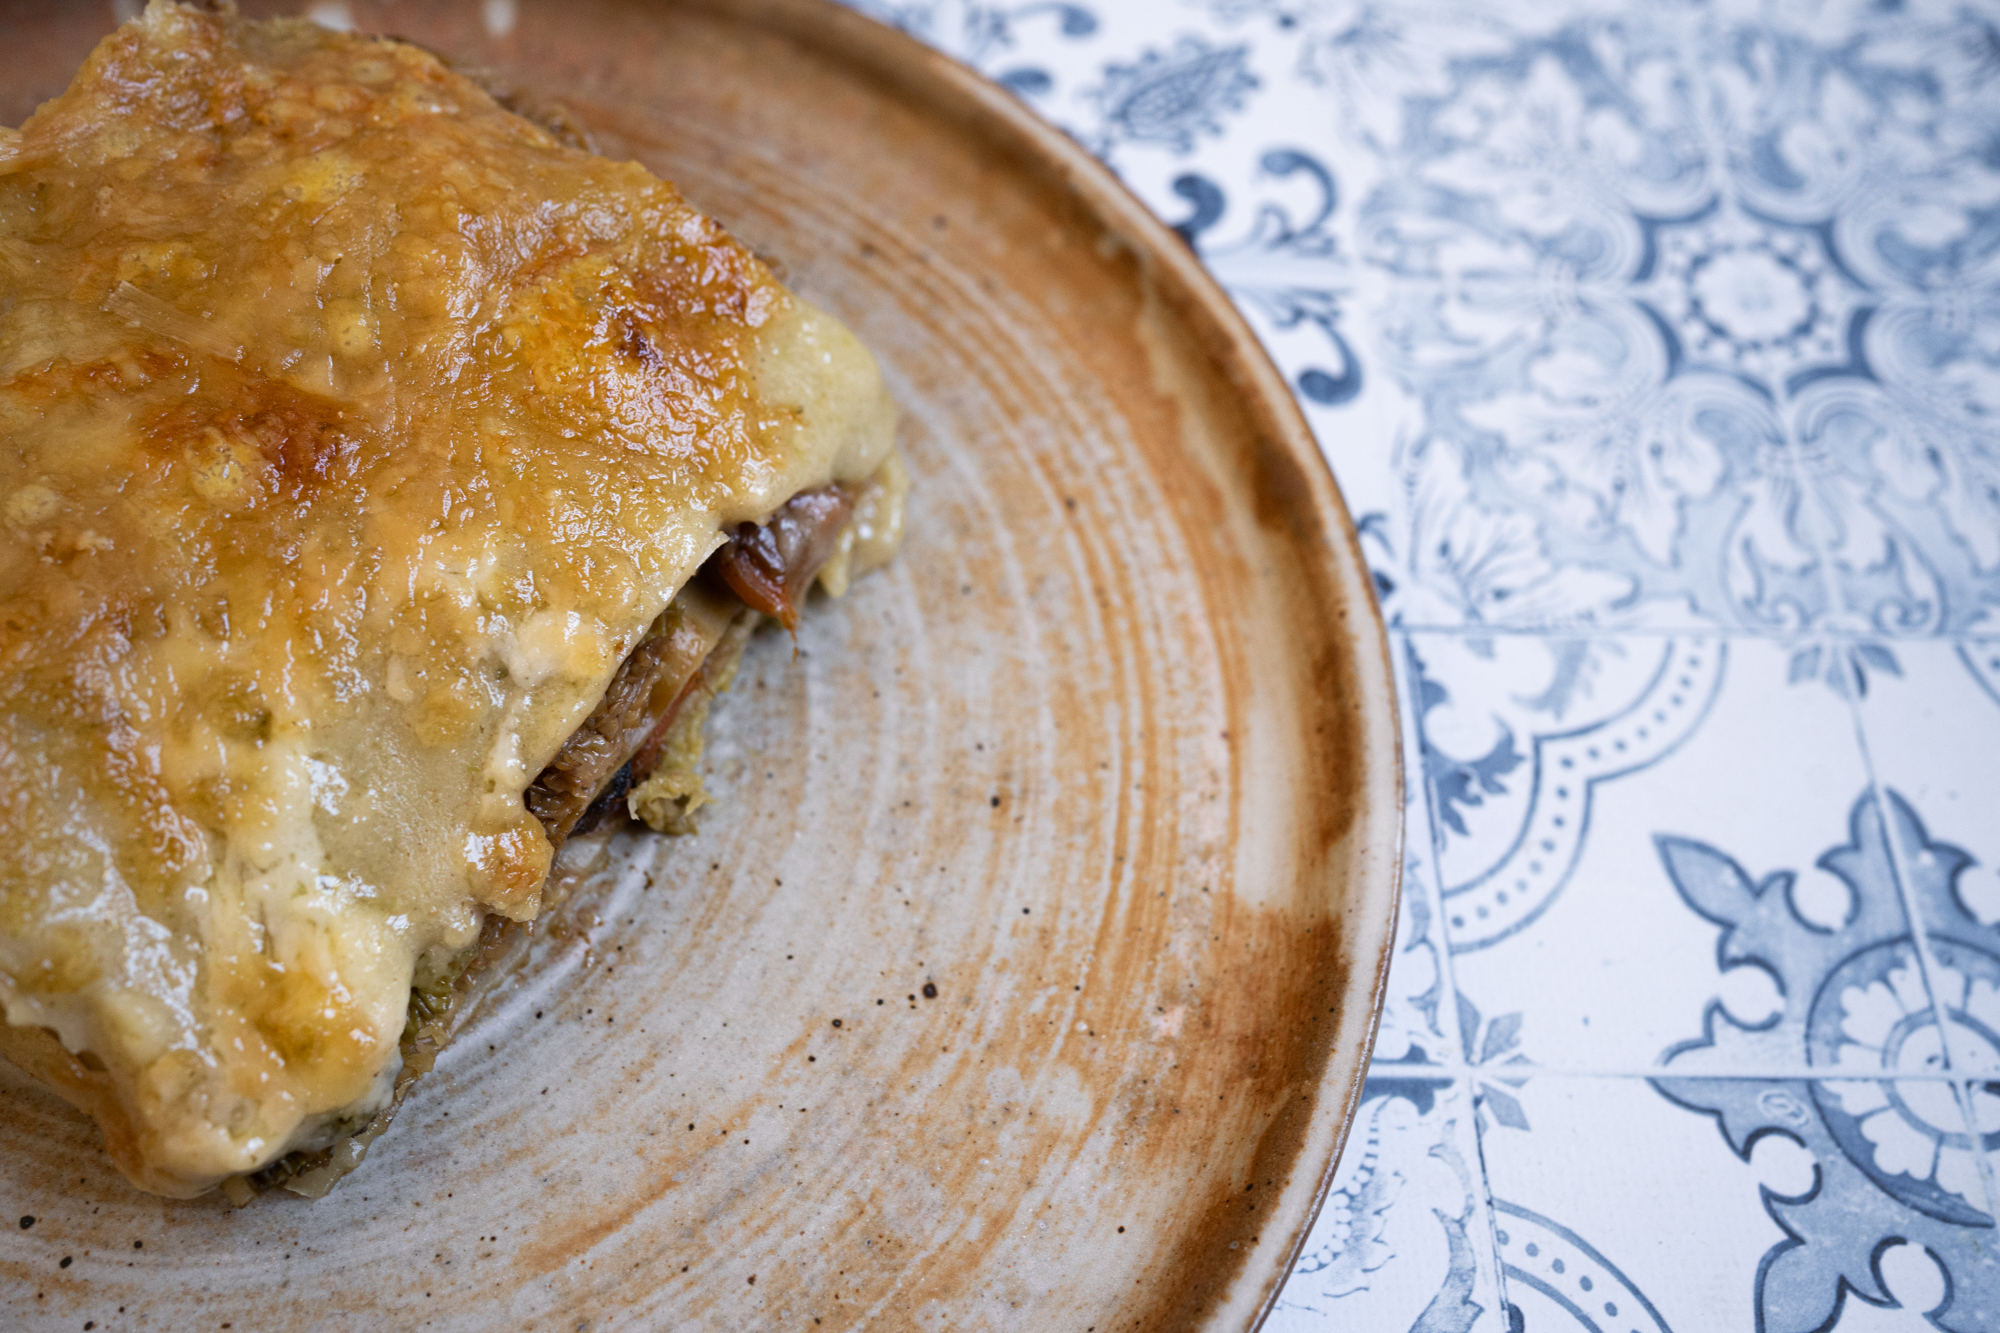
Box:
0, 2, 897, 1196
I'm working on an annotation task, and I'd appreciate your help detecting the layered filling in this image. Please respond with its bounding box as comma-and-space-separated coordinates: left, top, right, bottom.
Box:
229, 463, 904, 1200
0, 2, 909, 1199
531, 480, 862, 847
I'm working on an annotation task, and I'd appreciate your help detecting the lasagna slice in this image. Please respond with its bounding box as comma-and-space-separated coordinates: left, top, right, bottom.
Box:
0, 1, 905, 1200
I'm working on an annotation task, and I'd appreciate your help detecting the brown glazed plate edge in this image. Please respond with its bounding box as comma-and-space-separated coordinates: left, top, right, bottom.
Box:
736, 3, 1410, 1324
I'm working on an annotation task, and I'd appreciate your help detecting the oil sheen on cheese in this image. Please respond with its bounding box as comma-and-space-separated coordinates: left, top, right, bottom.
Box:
0, 2, 897, 1196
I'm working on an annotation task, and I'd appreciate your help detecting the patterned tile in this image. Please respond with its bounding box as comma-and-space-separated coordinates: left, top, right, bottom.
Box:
1477, 1074, 1785, 1331
1972, 1078, 2000, 1225
833, 0, 2000, 1326
1418, 632, 1893, 1072
1267, 1078, 1508, 1333
1486, 1072, 2000, 1333
1373, 635, 1460, 1074
1372, 852, 1455, 1076
845, 0, 2000, 636
1848, 639, 2000, 1077
1371, 0, 2000, 637
1650, 1073, 2000, 1332
1730, 5, 2000, 641
1349, 13, 1843, 634
1263, 642, 1489, 1330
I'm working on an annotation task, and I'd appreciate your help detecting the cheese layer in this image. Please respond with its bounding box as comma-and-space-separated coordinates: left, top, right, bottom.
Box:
0, 2, 897, 1196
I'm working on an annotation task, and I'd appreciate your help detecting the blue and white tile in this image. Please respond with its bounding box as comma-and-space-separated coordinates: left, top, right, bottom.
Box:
1261, 639, 1501, 1331
1160, 134, 1395, 523
1650, 1072, 2000, 1332
1849, 638, 2000, 932
1268, 1078, 1509, 1333
1416, 632, 1897, 1072
1478, 1074, 1786, 1331
845, 1, 2000, 636
1973, 1078, 2000, 1226
1848, 640, 2000, 1079
828, 1, 2000, 1324
1345, 6, 1849, 635
1722, 5, 2000, 640
1374, 634, 1463, 1076
1268, 0, 1993, 637
1371, 836, 1456, 1084
1485, 1073, 2000, 1332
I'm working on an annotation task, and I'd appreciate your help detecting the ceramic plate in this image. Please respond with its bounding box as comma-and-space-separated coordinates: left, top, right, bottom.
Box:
0, 2, 1401, 1328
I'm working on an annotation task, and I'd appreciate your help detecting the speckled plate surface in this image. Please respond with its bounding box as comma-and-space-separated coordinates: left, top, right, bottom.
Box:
0, 2, 1400, 1328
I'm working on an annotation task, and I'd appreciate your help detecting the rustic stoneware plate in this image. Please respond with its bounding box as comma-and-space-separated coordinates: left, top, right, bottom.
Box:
0, 1, 1401, 1328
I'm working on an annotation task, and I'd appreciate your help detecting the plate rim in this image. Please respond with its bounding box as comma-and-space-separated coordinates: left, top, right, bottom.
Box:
0, 1, 1407, 1324
677, 1, 1409, 1325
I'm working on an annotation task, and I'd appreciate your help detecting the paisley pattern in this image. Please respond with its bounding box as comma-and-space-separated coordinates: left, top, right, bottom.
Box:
842, 1, 2000, 1328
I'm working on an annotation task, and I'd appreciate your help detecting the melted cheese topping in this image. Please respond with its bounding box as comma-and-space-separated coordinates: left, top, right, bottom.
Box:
0, 2, 897, 1196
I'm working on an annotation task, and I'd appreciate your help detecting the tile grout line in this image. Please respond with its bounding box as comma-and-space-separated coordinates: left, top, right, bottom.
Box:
1680, 0, 1851, 646
1379, 1053, 1975, 1085
1951, 1078, 2000, 1229
1832, 638, 2000, 1222
1386, 631, 1517, 1319
1389, 622, 2000, 645
1461, 1072, 1519, 1329
1391, 632, 1473, 1064
1835, 643, 1961, 1063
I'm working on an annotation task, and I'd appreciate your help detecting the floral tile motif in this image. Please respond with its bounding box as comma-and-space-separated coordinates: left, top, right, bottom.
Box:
852, 0, 2000, 635
1477, 1074, 1785, 1331
1650, 1073, 1999, 1332
1848, 639, 2000, 1075
1485, 1071, 2000, 1333
1268, 1078, 1509, 1333
1358, 2, 2000, 634
1653, 781, 1959, 1076
1428, 634, 1903, 1072
1975, 1078, 2000, 1222
840, 0, 1405, 521
1354, 20, 1822, 633
831, 1, 2000, 1327
1724, 3, 2000, 641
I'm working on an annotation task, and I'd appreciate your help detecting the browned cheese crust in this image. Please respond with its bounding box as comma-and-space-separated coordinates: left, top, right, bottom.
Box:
0, 1, 901, 1198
